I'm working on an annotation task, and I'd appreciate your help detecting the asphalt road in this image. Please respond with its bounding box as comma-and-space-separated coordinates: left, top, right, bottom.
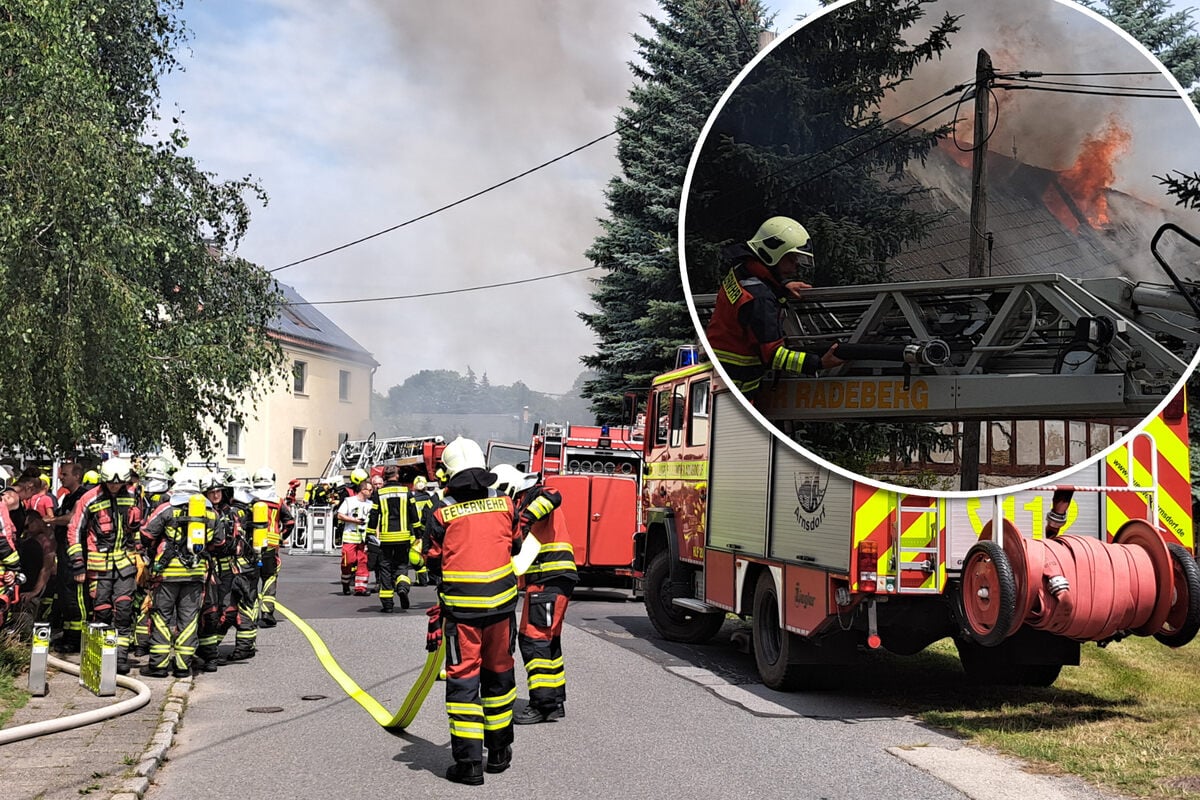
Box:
142, 553, 1126, 800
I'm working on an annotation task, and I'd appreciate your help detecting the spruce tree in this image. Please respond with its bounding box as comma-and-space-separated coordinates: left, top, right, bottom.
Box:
1084, 0, 1200, 105
683, 0, 961, 471
580, 0, 768, 422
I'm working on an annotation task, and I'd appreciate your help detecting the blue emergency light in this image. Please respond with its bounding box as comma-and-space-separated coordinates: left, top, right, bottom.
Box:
675, 345, 700, 369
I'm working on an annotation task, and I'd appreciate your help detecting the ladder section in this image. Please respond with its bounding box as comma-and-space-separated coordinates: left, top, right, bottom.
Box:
894, 498, 943, 595
696, 272, 1195, 421
323, 434, 443, 479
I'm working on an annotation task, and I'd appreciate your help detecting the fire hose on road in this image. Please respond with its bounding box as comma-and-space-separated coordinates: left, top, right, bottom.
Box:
956, 515, 1200, 649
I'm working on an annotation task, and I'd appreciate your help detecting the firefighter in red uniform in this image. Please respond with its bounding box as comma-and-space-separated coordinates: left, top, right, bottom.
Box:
425, 437, 523, 786
66, 457, 143, 675
491, 465, 577, 724
0, 486, 25, 629
705, 216, 843, 396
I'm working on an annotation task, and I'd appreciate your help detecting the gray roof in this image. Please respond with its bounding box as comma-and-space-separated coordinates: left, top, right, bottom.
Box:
890, 147, 1146, 282
272, 283, 378, 367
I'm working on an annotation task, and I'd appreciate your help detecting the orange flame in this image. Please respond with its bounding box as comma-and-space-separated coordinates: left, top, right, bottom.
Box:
1054, 117, 1132, 229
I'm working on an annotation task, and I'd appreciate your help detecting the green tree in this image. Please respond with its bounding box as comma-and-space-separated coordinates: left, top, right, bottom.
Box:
0, 0, 283, 457
682, 0, 960, 470
580, 0, 769, 420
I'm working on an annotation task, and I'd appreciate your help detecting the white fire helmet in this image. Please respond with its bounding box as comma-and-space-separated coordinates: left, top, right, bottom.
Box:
171, 466, 203, 495
100, 458, 134, 484
440, 437, 486, 479
490, 464, 537, 498
251, 466, 278, 502
746, 215, 812, 267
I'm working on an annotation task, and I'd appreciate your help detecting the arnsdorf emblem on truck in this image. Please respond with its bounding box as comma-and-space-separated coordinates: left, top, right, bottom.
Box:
794, 468, 829, 531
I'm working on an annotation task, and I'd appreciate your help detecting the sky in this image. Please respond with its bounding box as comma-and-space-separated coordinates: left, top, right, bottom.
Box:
159, 0, 1192, 396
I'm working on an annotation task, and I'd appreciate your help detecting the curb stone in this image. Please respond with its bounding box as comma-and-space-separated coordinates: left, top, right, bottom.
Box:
105, 675, 192, 800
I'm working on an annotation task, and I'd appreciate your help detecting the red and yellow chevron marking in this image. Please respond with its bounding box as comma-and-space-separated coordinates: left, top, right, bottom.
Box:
1104, 402, 1192, 550
852, 483, 892, 593
896, 495, 944, 592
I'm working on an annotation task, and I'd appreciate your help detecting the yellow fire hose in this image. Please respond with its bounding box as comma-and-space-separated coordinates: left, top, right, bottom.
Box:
274, 601, 444, 736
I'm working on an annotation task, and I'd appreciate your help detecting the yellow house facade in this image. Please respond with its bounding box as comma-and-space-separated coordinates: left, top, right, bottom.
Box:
189, 283, 378, 493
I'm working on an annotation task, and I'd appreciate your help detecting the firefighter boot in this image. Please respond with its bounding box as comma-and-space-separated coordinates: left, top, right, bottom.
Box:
228, 645, 256, 662
57, 631, 81, 654
141, 665, 170, 679
197, 646, 220, 672
485, 745, 512, 774
380, 601, 394, 614
398, 585, 411, 611
514, 703, 564, 725
445, 761, 484, 786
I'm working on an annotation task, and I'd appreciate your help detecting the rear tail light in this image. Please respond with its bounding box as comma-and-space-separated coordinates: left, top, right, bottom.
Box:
858, 540, 879, 593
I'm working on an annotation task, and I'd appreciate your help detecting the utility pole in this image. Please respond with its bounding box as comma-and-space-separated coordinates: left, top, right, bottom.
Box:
961, 49, 992, 492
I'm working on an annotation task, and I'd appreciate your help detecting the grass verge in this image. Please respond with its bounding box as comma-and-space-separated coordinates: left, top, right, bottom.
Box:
0, 630, 31, 728
847, 636, 1200, 799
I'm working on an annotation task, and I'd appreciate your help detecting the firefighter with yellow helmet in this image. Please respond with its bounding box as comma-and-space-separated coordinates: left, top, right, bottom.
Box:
66, 457, 143, 675
705, 216, 844, 396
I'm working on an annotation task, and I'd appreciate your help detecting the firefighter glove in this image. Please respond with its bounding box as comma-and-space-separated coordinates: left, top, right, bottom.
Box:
425, 605, 442, 652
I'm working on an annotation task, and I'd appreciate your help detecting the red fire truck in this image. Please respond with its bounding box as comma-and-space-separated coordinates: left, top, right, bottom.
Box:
632, 358, 1200, 690
488, 422, 642, 586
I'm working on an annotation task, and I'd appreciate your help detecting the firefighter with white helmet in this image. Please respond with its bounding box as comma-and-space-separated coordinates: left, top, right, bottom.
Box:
425, 437, 523, 784
138, 466, 217, 678
196, 470, 238, 672
218, 467, 260, 660
65, 457, 143, 675
131, 456, 175, 659
491, 464, 577, 724
251, 465, 293, 627
705, 215, 844, 397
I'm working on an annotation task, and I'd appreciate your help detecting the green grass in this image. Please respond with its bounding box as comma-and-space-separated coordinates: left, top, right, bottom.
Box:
0, 630, 31, 728
843, 637, 1200, 799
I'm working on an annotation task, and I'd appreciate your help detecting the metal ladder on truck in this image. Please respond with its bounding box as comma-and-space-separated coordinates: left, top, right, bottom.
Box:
694, 270, 1198, 422
321, 433, 444, 479
894, 497, 944, 595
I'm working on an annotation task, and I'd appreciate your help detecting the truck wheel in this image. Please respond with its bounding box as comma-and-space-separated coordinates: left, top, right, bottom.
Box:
1154, 543, 1200, 648
643, 551, 724, 644
957, 540, 1017, 647
954, 638, 1062, 687
752, 571, 807, 691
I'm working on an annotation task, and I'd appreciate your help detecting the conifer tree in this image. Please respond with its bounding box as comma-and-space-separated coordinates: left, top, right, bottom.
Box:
580, 0, 768, 421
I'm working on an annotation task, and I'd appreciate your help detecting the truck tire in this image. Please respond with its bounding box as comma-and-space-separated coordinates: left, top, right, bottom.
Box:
1154, 543, 1200, 648
957, 540, 1017, 647
643, 551, 724, 644
954, 638, 1062, 687
752, 571, 807, 691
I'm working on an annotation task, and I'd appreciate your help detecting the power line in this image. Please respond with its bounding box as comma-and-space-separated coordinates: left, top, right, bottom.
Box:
1004, 76, 1177, 93
269, 132, 619, 274
997, 70, 1162, 77
994, 83, 1183, 99
286, 265, 600, 306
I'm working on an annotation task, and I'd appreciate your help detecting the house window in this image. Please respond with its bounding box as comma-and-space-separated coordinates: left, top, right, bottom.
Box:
293, 361, 308, 394
292, 428, 306, 462
226, 421, 243, 457
339, 369, 351, 402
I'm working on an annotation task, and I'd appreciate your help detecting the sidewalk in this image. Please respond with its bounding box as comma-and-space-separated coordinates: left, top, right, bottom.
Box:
0, 655, 191, 800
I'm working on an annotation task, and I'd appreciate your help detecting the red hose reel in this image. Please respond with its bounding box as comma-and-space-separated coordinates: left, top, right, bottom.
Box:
958, 518, 1200, 648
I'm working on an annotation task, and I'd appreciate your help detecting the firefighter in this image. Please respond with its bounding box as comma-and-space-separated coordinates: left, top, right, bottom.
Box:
197, 470, 237, 672
139, 468, 217, 678
0, 486, 24, 630
66, 457, 143, 675
490, 464, 577, 724
251, 466, 293, 628
221, 469, 260, 661
425, 437, 523, 785
410, 474, 437, 586
43, 462, 88, 653
132, 457, 174, 658
366, 465, 422, 612
705, 215, 843, 397
331, 470, 363, 547
336, 476, 374, 596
